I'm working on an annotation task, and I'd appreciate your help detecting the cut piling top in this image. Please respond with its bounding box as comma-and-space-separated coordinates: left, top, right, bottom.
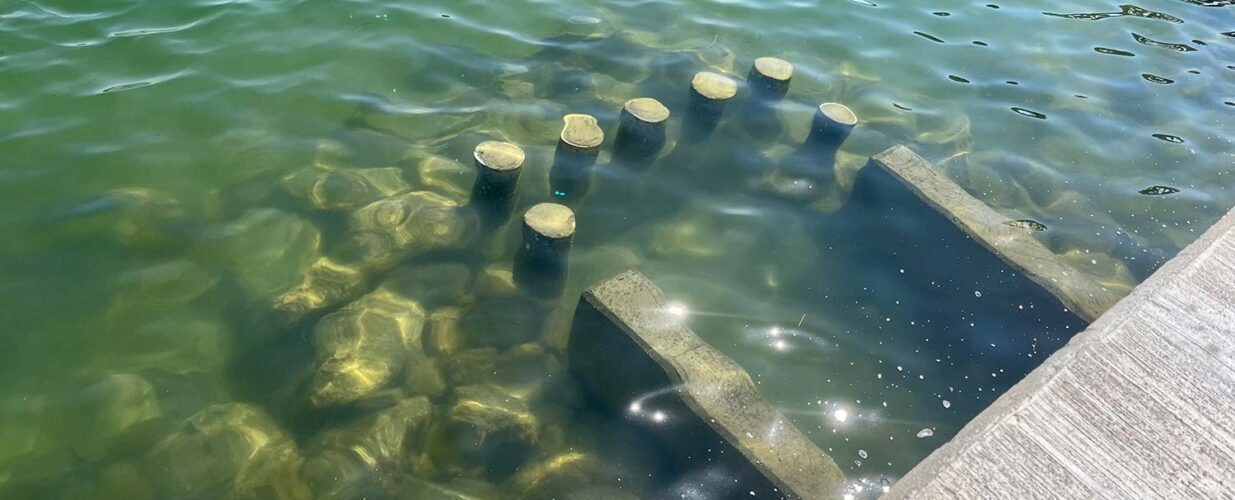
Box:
691, 72, 738, 101
623, 98, 671, 124
523, 203, 576, 241
561, 114, 604, 149
474, 141, 525, 172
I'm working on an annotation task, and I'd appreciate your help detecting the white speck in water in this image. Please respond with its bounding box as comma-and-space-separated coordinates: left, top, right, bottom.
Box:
974, 291, 982, 298
652, 411, 667, 423
942, 400, 952, 409
917, 428, 935, 438
629, 402, 641, 413
859, 449, 868, 459
833, 409, 849, 423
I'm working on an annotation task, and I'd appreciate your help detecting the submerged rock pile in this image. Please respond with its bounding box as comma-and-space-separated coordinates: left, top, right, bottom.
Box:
3, 25, 875, 499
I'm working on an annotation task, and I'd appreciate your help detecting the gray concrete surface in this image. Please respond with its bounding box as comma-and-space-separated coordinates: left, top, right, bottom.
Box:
568, 270, 844, 499
887, 178, 1235, 498
870, 146, 1125, 322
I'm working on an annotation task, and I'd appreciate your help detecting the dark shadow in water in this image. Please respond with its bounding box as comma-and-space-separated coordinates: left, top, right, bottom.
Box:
760, 159, 1089, 470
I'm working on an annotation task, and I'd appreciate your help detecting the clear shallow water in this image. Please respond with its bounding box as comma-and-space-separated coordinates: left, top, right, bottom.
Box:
1, 0, 1233, 497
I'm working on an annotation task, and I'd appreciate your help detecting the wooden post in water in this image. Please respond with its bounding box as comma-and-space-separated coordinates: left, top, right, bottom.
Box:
748, 57, 793, 102
613, 97, 670, 166
471, 141, 525, 228
806, 103, 857, 151
766, 103, 859, 202
550, 114, 604, 202
684, 71, 737, 143
514, 203, 576, 299
740, 57, 794, 141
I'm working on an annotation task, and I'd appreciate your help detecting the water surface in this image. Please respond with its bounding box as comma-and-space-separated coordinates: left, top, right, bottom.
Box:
2, 0, 1234, 497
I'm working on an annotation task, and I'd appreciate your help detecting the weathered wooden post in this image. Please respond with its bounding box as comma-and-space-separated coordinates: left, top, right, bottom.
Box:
767, 102, 859, 202
748, 57, 793, 102
470, 141, 525, 229
806, 102, 857, 152
514, 203, 576, 299
613, 98, 671, 166
683, 71, 737, 144
550, 114, 605, 202
741, 57, 794, 141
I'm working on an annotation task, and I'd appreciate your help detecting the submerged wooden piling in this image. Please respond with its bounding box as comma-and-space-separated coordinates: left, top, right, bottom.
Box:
739, 57, 794, 142
560, 113, 604, 153
684, 72, 737, 142
515, 203, 576, 298
472, 141, 525, 197
614, 98, 670, 164
471, 140, 526, 234
748, 57, 793, 101
551, 114, 604, 202
806, 103, 857, 150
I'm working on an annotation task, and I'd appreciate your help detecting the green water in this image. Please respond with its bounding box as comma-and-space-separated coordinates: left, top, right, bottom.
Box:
2, 0, 1234, 497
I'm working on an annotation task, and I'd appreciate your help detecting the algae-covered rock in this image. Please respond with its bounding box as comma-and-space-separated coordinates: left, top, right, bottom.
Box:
145, 403, 307, 500
429, 385, 540, 480
380, 262, 475, 310
493, 343, 563, 401
413, 155, 474, 206
215, 208, 321, 300
112, 259, 218, 310
274, 257, 367, 323
67, 373, 162, 460
397, 476, 496, 500
83, 461, 156, 500
346, 191, 475, 271
427, 307, 466, 357
404, 350, 447, 398
508, 451, 600, 499
309, 289, 427, 407
63, 187, 189, 250
281, 166, 411, 211
426, 341, 563, 409
302, 397, 432, 498
90, 313, 234, 377
106, 260, 220, 327
443, 348, 499, 387
474, 265, 518, 300
460, 298, 550, 350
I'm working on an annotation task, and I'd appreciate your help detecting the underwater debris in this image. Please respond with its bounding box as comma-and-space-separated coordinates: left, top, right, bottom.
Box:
1004, 219, 1048, 231
1139, 185, 1180, 196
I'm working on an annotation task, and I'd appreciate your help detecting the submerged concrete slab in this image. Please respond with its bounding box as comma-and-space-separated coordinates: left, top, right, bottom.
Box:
868, 145, 1125, 322
568, 270, 844, 499
888, 207, 1235, 498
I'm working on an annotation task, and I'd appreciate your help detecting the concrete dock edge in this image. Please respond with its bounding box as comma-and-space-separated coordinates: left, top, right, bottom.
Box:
868, 145, 1125, 322
568, 270, 845, 499
886, 190, 1235, 498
